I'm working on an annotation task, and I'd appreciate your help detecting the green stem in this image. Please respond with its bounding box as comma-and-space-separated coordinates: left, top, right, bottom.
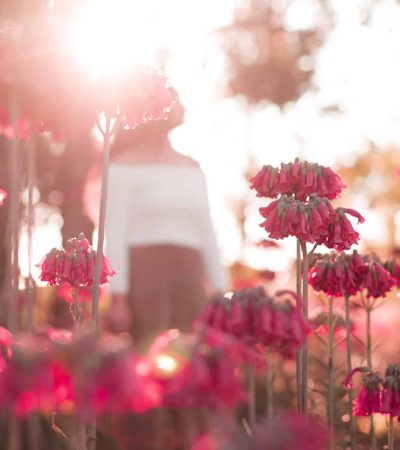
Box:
389, 416, 395, 450
7, 90, 21, 333
300, 242, 308, 414
248, 364, 256, 428
345, 294, 356, 450
364, 294, 377, 450
26, 137, 36, 332
92, 116, 113, 334
296, 238, 302, 413
328, 296, 334, 450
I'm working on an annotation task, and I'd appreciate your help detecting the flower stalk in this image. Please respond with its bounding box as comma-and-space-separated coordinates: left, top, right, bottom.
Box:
344, 294, 356, 450
300, 241, 308, 414
296, 238, 302, 413
327, 296, 334, 450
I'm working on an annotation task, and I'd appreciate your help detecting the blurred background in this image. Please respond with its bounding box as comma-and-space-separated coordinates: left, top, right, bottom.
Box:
0, 1, 399, 446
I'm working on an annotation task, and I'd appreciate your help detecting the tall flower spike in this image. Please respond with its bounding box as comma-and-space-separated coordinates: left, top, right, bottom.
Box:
363, 256, 395, 298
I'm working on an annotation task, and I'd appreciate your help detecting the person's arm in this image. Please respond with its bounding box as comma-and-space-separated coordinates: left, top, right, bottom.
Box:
198, 172, 229, 295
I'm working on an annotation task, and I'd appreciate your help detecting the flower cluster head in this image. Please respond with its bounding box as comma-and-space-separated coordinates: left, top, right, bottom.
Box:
251, 158, 364, 250
345, 364, 400, 418
250, 159, 346, 200
37, 233, 115, 287
198, 287, 312, 359
259, 195, 364, 249
309, 250, 366, 297
363, 256, 396, 298
142, 328, 252, 409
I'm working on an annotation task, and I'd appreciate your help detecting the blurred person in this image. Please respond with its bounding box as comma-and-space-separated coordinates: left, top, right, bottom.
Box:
104, 94, 228, 345
100, 93, 228, 450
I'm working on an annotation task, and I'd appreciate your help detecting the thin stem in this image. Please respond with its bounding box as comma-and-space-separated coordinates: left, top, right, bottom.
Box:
26, 137, 36, 332
266, 360, 273, 419
8, 417, 20, 450
71, 288, 80, 329
296, 238, 302, 413
345, 294, 356, 450
7, 90, 21, 333
364, 293, 377, 450
248, 364, 256, 428
300, 241, 308, 414
388, 416, 395, 450
328, 296, 334, 450
92, 115, 113, 334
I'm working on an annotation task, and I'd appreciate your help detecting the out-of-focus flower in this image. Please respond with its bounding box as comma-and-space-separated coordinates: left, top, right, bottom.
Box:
198, 413, 328, 450
0, 326, 12, 371
0, 188, 7, 205
250, 159, 345, 201
351, 370, 382, 416
197, 287, 311, 359
363, 257, 396, 298
310, 311, 349, 339
0, 335, 71, 417
37, 233, 115, 287
68, 333, 161, 418
143, 328, 250, 409
56, 283, 94, 304
383, 259, 400, 288
381, 364, 400, 417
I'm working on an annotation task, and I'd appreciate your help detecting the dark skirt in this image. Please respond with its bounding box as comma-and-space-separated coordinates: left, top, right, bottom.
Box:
128, 244, 208, 346
108, 245, 208, 450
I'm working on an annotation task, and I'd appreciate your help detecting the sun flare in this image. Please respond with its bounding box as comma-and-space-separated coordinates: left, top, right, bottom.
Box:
68, 0, 163, 76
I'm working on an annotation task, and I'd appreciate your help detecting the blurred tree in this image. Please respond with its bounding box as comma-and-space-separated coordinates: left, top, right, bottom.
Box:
219, 0, 333, 107
338, 146, 400, 253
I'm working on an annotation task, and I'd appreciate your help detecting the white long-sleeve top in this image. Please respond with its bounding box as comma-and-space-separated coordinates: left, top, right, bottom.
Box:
105, 163, 228, 294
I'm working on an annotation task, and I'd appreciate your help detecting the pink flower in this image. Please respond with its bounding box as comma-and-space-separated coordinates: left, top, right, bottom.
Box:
309, 251, 366, 297
197, 287, 311, 359
381, 364, 400, 417
0, 336, 71, 417
56, 283, 94, 304
363, 256, 395, 298
383, 259, 400, 288
0, 326, 12, 371
318, 208, 365, 250
37, 233, 115, 287
144, 329, 249, 409
250, 158, 345, 200
353, 372, 382, 416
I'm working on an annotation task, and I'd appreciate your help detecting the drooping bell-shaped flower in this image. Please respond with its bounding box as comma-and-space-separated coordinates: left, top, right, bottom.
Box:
381, 364, 400, 417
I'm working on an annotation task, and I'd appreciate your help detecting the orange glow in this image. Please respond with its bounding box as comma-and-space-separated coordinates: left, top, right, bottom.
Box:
155, 354, 179, 374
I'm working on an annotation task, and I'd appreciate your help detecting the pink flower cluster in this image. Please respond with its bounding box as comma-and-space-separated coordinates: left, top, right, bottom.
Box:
259, 195, 364, 249
250, 159, 346, 200
251, 158, 364, 249
309, 251, 397, 298
346, 365, 400, 418
0, 331, 160, 418
37, 233, 115, 288
198, 287, 312, 359
0, 325, 263, 418
142, 327, 262, 409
